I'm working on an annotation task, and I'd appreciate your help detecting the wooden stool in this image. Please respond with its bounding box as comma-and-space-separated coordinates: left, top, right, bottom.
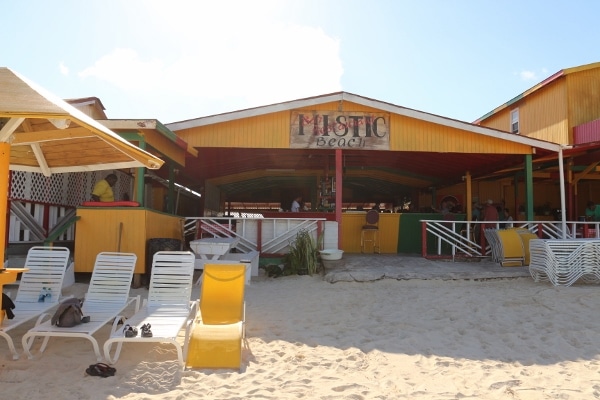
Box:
361, 210, 380, 253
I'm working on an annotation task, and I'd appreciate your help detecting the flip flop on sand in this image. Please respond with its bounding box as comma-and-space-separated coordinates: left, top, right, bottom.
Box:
85, 363, 116, 378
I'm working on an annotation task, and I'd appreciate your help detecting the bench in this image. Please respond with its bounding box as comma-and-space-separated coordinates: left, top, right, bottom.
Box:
194, 250, 259, 286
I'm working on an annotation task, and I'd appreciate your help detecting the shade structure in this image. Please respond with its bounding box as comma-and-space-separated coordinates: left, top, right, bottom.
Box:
0, 67, 165, 265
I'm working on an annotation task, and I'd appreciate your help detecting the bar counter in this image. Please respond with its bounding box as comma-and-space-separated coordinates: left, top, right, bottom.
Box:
262, 212, 337, 221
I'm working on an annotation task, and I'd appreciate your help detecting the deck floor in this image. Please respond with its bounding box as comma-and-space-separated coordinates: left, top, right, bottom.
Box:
321, 253, 531, 283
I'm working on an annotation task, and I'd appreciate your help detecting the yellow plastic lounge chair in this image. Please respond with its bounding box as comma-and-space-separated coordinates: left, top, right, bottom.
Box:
186, 263, 246, 371
0, 246, 70, 359
21, 252, 140, 361
515, 229, 538, 266
104, 251, 198, 367
496, 229, 526, 267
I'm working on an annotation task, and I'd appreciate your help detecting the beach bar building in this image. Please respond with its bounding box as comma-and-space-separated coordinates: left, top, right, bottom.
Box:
6, 62, 600, 269
164, 92, 566, 255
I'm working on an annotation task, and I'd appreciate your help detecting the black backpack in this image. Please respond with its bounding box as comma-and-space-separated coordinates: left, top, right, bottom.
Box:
51, 298, 86, 327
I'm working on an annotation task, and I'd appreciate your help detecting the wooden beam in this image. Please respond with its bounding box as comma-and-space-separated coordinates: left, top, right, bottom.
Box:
12, 127, 95, 144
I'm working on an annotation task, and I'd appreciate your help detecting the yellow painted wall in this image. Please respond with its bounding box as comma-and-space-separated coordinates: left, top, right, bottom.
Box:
476, 67, 600, 146
341, 212, 399, 253
177, 101, 383, 149
390, 115, 531, 154
479, 80, 569, 144
567, 69, 600, 131
178, 100, 533, 155
74, 207, 183, 274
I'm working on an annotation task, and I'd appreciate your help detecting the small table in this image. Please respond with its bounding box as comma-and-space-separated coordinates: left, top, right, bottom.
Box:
189, 237, 240, 260
0, 268, 29, 323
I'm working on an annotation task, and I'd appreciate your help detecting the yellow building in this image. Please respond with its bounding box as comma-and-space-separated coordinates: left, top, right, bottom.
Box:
475, 61, 600, 218
165, 92, 564, 252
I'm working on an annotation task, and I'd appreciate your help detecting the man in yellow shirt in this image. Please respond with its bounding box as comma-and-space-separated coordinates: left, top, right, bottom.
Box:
91, 174, 117, 202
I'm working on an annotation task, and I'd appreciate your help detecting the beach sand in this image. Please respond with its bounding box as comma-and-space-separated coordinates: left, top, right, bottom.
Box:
2, 274, 600, 399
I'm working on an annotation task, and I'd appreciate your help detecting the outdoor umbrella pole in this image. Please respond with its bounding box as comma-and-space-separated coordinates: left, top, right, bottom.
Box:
0, 142, 10, 266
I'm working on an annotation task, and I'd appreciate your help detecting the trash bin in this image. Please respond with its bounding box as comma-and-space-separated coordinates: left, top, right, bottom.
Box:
146, 238, 182, 277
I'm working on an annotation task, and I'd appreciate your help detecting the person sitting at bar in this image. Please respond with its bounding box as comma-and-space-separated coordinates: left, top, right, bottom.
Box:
482, 199, 499, 229
585, 200, 600, 221
291, 196, 302, 212
91, 173, 117, 202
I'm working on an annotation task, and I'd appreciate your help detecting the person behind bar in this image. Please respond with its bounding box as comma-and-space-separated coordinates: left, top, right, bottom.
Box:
291, 196, 302, 212
585, 200, 600, 221
91, 173, 117, 202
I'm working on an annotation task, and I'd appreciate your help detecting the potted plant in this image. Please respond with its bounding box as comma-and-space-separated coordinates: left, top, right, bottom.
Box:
283, 229, 320, 276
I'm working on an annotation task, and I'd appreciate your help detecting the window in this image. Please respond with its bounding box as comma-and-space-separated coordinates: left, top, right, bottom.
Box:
510, 108, 519, 134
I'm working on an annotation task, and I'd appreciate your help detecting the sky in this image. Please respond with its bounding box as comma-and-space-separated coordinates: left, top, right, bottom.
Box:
3, 0, 600, 125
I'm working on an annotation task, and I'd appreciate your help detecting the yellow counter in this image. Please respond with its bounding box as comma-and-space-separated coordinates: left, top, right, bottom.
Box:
341, 212, 400, 253
74, 207, 183, 274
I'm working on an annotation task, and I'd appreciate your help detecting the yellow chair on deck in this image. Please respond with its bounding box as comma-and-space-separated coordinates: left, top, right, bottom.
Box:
495, 229, 526, 267
516, 229, 539, 266
186, 264, 246, 371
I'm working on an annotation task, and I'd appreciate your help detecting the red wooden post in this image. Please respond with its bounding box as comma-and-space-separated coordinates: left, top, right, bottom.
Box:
257, 219, 262, 252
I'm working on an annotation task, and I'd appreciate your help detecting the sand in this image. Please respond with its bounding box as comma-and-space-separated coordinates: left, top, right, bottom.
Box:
2, 274, 600, 399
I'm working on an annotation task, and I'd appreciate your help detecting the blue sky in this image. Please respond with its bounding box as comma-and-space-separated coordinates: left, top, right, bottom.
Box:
3, 0, 599, 125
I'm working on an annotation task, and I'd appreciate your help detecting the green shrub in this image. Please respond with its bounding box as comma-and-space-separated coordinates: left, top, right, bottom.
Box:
283, 229, 320, 276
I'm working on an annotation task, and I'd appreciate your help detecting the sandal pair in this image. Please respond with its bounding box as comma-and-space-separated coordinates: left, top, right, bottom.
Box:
86, 362, 116, 378
141, 323, 152, 337
123, 324, 138, 338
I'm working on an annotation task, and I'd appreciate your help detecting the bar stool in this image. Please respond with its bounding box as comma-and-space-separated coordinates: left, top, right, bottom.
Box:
361, 209, 380, 253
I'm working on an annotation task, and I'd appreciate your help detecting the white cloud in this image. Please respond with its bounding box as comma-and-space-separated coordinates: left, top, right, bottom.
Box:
76, 2, 343, 119
519, 70, 537, 81
59, 62, 69, 76
79, 48, 165, 91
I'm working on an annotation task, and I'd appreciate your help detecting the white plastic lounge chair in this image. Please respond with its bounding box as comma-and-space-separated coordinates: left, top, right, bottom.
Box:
21, 252, 140, 361
186, 263, 246, 371
0, 246, 70, 359
529, 239, 600, 286
103, 251, 197, 367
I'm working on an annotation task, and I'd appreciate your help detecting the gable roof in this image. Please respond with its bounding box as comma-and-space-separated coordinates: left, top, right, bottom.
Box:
473, 61, 600, 124
157, 91, 573, 203
167, 91, 563, 153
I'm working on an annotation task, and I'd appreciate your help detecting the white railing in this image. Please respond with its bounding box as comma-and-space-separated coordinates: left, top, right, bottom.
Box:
423, 219, 600, 259
9, 201, 76, 243
183, 217, 326, 255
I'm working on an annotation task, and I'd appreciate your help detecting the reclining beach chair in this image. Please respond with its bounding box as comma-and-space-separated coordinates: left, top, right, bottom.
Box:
103, 251, 197, 367
0, 246, 70, 359
529, 239, 600, 287
186, 263, 246, 371
21, 252, 139, 361
515, 228, 538, 266
495, 228, 526, 267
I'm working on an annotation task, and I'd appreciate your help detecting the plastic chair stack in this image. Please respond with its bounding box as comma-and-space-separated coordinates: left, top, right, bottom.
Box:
529, 239, 600, 286
485, 228, 523, 266
485, 228, 539, 267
